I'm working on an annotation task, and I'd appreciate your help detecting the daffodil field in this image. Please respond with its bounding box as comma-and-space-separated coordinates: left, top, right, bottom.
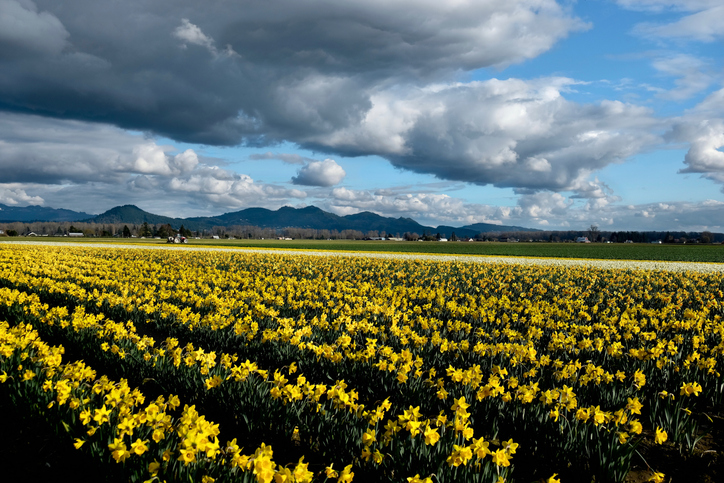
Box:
1, 244, 723, 482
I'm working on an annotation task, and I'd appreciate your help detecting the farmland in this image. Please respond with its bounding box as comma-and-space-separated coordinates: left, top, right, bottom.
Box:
4, 237, 724, 263
1, 243, 724, 482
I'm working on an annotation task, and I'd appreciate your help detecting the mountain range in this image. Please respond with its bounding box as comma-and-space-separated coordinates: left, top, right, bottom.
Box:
0, 203, 537, 237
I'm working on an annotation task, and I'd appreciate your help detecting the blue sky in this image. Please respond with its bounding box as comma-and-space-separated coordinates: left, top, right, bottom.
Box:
1, 1, 722, 231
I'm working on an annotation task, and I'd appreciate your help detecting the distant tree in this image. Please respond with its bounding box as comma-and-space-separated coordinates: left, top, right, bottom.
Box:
450, 232, 458, 242
701, 231, 713, 244
179, 225, 193, 238
69, 225, 78, 233
156, 224, 174, 238
588, 225, 599, 242
122, 225, 132, 238
7, 230, 18, 237
140, 222, 152, 238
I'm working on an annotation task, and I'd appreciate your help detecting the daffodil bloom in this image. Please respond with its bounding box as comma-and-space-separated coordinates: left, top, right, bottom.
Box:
648, 471, 665, 483
338, 464, 354, 482
654, 427, 668, 444
491, 449, 511, 467
131, 438, 149, 455
108, 438, 130, 463
680, 382, 702, 397
148, 461, 161, 475
446, 445, 473, 467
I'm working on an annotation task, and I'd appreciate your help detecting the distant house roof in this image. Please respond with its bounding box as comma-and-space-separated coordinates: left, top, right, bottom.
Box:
68, 232, 84, 237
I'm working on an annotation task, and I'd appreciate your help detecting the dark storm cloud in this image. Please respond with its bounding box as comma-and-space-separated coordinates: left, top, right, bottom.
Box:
0, 0, 604, 191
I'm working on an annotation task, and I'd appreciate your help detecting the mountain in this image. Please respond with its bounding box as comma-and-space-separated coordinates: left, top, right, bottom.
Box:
89, 205, 182, 226
0, 203, 92, 222
10, 203, 537, 236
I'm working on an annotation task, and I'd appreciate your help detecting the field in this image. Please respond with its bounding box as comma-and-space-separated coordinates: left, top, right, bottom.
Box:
5, 237, 724, 263
1, 243, 724, 482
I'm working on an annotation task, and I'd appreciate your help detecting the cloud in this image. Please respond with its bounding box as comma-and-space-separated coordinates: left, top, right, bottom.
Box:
292, 159, 346, 187
652, 54, 715, 100
618, 1, 724, 42
0, 111, 305, 213
173, 18, 236, 57
325, 186, 724, 231
307, 78, 660, 193
168, 166, 307, 208
129, 144, 199, 176
616, 1, 720, 12
328, 187, 501, 224
0, 184, 44, 205
668, 87, 724, 187
0, 1, 586, 147
0, 0, 69, 59
673, 119, 724, 175
248, 152, 314, 165
174, 18, 215, 52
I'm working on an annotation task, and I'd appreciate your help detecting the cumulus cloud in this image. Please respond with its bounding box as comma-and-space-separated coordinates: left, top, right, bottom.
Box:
326, 186, 724, 231
129, 144, 199, 176
168, 167, 306, 208
327, 187, 503, 224
666, 87, 724, 189
673, 119, 724, 175
292, 159, 346, 187
173, 18, 236, 57
0, 184, 44, 206
308, 78, 660, 192
0, 111, 305, 213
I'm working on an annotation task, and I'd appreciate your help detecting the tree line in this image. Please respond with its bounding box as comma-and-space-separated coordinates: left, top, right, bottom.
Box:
1, 220, 722, 243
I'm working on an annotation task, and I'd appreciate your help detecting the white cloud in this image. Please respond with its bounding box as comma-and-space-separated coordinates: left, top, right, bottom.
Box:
173, 18, 236, 57
652, 54, 714, 100
616, 1, 720, 12
0, 111, 307, 213
309, 78, 660, 191
322, 185, 724, 232
130, 144, 199, 176
174, 18, 215, 51
292, 159, 346, 187
675, 120, 724, 174
169, 167, 306, 208
619, 1, 724, 42
0, 184, 44, 205
249, 152, 313, 165
667, 87, 724, 188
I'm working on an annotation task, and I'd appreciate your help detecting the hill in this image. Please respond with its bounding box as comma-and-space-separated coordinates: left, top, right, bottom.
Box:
3, 203, 538, 236
0, 204, 92, 222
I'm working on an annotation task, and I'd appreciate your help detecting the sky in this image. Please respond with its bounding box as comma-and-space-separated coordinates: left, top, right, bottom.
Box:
0, 0, 723, 231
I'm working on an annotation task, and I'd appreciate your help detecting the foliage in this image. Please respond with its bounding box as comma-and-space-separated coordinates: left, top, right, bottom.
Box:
1, 244, 723, 482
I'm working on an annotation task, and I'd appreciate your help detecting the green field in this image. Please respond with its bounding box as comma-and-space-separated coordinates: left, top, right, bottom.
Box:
4, 237, 724, 263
